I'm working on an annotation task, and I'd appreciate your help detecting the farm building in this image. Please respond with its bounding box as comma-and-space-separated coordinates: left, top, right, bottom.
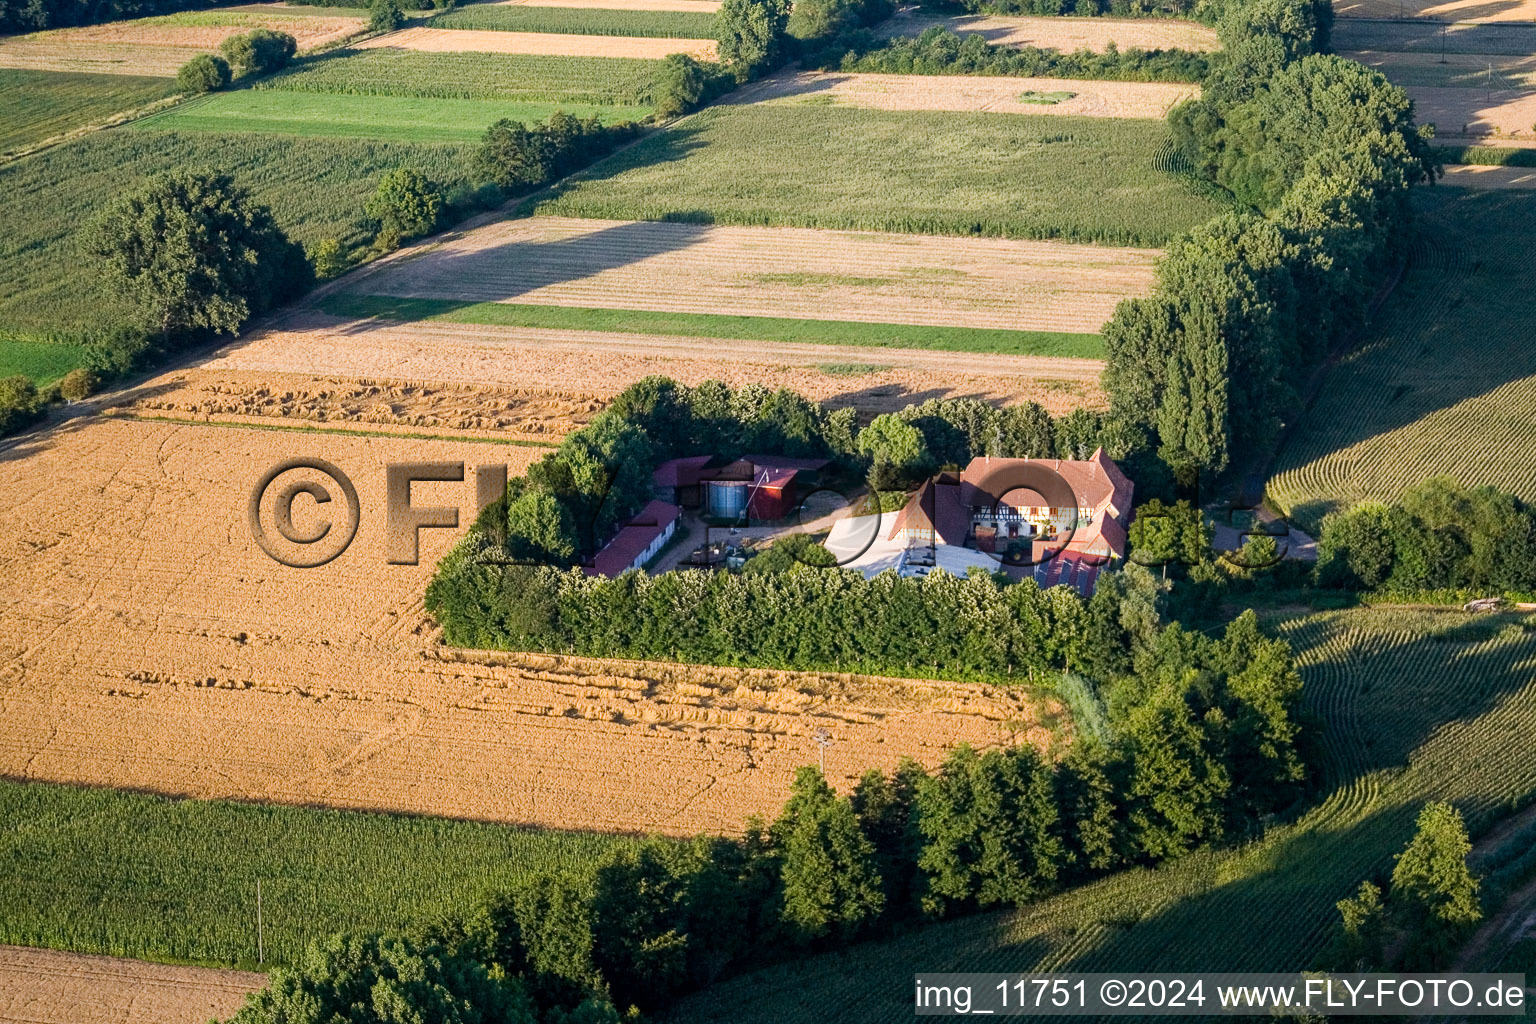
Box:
587, 500, 681, 576
652, 454, 828, 522
824, 448, 1133, 595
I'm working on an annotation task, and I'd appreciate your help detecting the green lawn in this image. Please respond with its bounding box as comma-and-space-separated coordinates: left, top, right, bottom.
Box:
533, 104, 1229, 246
319, 293, 1108, 358
260, 48, 660, 103
130, 90, 648, 143
663, 607, 1536, 1022
0, 129, 481, 338
0, 68, 175, 155
0, 338, 86, 383
427, 2, 717, 38
0, 781, 633, 969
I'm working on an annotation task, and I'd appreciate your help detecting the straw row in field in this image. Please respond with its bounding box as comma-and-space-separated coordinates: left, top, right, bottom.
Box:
533, 104, 1229, 246
131, 89, 648, 142
428, 2, 718, 37
1269, 188, 1536, 530
259, 47, 661, 102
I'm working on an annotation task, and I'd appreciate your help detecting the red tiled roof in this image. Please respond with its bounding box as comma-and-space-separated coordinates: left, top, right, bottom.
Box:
653, 455, 713, 489
961, 448, 1132, 518
590, 500, 681, 576
887, 477, 968, 546
741, 455, 830, 473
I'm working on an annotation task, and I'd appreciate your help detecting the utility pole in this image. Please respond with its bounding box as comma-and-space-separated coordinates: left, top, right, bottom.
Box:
814, 728, 832, 774
257, 880, 264, 966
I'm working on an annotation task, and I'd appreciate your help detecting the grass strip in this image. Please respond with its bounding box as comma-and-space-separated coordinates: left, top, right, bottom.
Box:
319, 293, 1108, 358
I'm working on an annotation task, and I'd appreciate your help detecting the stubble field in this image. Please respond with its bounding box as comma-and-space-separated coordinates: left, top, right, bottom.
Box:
338, 215, 1159, 334
736, 69, 1200, 117
353, 25, 717, 58
885, 10, 1222, 52
0, 946, 259, 1024
0, 411, 1063, 838
0, 8, 364, 75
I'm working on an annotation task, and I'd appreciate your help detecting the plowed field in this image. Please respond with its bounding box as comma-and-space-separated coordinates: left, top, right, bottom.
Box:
0, 946, 259, 1024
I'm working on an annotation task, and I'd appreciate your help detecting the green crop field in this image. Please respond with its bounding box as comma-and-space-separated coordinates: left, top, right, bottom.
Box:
0, 129, 481, 338
662, 606, 1536, 1022
0, 69, 175, 155
0, 781, 633, 969
0, 337, 86, 383
130, 90, 647, 142
260, 49, 660, 103
533, 105, 1229, 246
318, 294, 1109, 358
1269, 188, 1536, 532
428, 2, 717, 38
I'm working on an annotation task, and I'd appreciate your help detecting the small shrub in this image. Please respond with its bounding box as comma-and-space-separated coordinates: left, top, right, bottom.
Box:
219, 29, 298, 76
0, 375, 43, 436
307, 237, 350, 280
83, 322, 154, 377
365, 166, 443, 249
175, 54, 231, 94
369, 0, 405, 32
58, 367, 101, 401
654, 53, 708, 118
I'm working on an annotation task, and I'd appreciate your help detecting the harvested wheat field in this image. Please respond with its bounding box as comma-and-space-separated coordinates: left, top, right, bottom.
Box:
0, 11, 363, 74
114, 369, 603, 442
1408, 83, 1536, 138
736, 69, 1198, 118
885, 10, 1221, 52
498, 0, 720, 9
1334, 0, 1536, 20
1342, 49, 1536, 88
1440, 162, 1536, 187
216, 310, 1106, 414
0, 413, 1065, 837
356, 26, 716, 58
343, 216, 1158, 334
0, 946, 260, 1024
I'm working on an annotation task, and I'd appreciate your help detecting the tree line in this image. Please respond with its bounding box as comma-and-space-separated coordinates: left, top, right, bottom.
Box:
816, 25, 1209, 82
1315, 477, 1536, 597
1103, 0, 1436, 482
227, 604, 1305, 1021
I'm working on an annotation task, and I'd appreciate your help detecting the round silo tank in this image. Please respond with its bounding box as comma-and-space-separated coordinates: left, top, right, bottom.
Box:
707, 481, 747, 519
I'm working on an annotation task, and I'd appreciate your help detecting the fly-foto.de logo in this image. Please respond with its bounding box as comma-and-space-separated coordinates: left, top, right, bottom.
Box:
248, 458, 512, 568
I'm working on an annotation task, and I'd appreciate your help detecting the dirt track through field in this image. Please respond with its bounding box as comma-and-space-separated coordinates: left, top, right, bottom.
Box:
215, 311, 1106, 414
885, 10, 1221, 52
345, 215, 1158, 334
0, 946, 260, 1024
0, 413, 1065, 837
356, 25, 716, 57
734, 69, 1198, 118
0, 12, 362, 74
1440, 162, 1536, 187
499, 0, 720, 9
